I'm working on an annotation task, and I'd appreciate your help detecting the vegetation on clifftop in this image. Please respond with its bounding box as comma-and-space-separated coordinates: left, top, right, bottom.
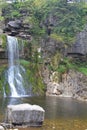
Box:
1, 0, 87, 43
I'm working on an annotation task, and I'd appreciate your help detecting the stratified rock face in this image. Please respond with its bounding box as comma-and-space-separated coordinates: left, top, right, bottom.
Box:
46, 70, 87, 101
60, 70, 87, 99
8, 20, 22, 29
68, 25, 87, 55
5, 103, 45, 127
41, 37, 64, 59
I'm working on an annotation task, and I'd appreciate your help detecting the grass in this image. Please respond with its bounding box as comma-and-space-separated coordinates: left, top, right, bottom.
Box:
56, 57, 87, 76
78, 67, 87, 75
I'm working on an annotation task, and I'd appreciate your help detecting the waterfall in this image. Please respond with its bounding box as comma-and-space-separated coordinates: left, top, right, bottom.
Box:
6, 36, 28, 97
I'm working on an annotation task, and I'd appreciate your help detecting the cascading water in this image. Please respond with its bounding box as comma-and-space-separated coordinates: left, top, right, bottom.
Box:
5, 35, 29, 97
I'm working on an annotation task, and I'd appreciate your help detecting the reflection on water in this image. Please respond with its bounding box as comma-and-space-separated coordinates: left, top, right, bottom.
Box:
1, 96, 87, 130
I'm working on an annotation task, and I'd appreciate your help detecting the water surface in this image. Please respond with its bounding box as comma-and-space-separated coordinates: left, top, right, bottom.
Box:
0, 96, 87, 130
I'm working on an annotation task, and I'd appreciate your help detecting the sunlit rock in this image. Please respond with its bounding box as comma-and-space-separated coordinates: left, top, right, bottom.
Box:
0, 126, 4, 130
46, 69, 87, 101
5, 103, 45, 127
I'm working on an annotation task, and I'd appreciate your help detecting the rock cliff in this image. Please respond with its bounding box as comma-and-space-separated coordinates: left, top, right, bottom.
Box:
67, 25, 87, 61
44, 70, 87, 101
41, 25, 87, 101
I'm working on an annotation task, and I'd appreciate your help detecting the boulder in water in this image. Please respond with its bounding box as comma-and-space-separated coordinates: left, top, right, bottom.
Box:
5, 103, 45, 127
0, 126, 4, 130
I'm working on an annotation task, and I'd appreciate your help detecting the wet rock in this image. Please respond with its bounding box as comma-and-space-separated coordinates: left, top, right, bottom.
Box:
5, 103, 45, 127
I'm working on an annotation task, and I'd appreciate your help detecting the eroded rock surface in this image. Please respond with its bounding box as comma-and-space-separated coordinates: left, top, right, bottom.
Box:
45, 70, 87, 101
5, 103, 45, 127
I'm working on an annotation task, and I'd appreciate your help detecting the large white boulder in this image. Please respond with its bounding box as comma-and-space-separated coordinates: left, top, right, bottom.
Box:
0, 126, 4, 130
5, 103, 45, 127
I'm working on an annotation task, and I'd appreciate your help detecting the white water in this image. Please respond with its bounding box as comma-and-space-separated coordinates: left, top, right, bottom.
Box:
7, 36, 26, 97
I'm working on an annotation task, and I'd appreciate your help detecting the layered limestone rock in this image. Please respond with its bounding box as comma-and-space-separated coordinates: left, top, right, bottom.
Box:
67, 25, 87, 62
3, 19, 32, 40
5, 103, 45, 127
45, 70, 87, 101
41, 37, 64, 59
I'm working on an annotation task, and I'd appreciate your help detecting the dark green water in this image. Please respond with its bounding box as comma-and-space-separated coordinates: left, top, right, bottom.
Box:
1, 96, 87, 130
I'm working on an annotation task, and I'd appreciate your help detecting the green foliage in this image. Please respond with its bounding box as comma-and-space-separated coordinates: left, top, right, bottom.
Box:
20, 59, 30, 66
20, 60, 45, 95
57, 65, 67, 74
52, 1, 87, 43
28, 16, 45, 36
57, 58, 75, 73
33, 0, 87, 43
11, 10, 21, 17
0, 16, 4, 21
78, 67, 87, 75
50, 55, 78, 74
50, 33, 64, 43
0, 34, 7, 48
2, 0, 87, 44
57, 57, 87, 76
50, 53, 62, 71
73, 61, 87, 75
0, 65, 7, 94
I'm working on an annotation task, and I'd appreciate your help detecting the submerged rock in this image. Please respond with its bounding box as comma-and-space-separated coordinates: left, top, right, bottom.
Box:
5, 103, 45, 127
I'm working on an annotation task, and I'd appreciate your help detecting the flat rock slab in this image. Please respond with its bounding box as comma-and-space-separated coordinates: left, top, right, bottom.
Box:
5, 103, 45, 127
0, 126, 4, 130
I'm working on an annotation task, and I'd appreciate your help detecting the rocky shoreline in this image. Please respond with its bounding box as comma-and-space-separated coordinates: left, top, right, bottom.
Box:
43, 69, 87, 101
